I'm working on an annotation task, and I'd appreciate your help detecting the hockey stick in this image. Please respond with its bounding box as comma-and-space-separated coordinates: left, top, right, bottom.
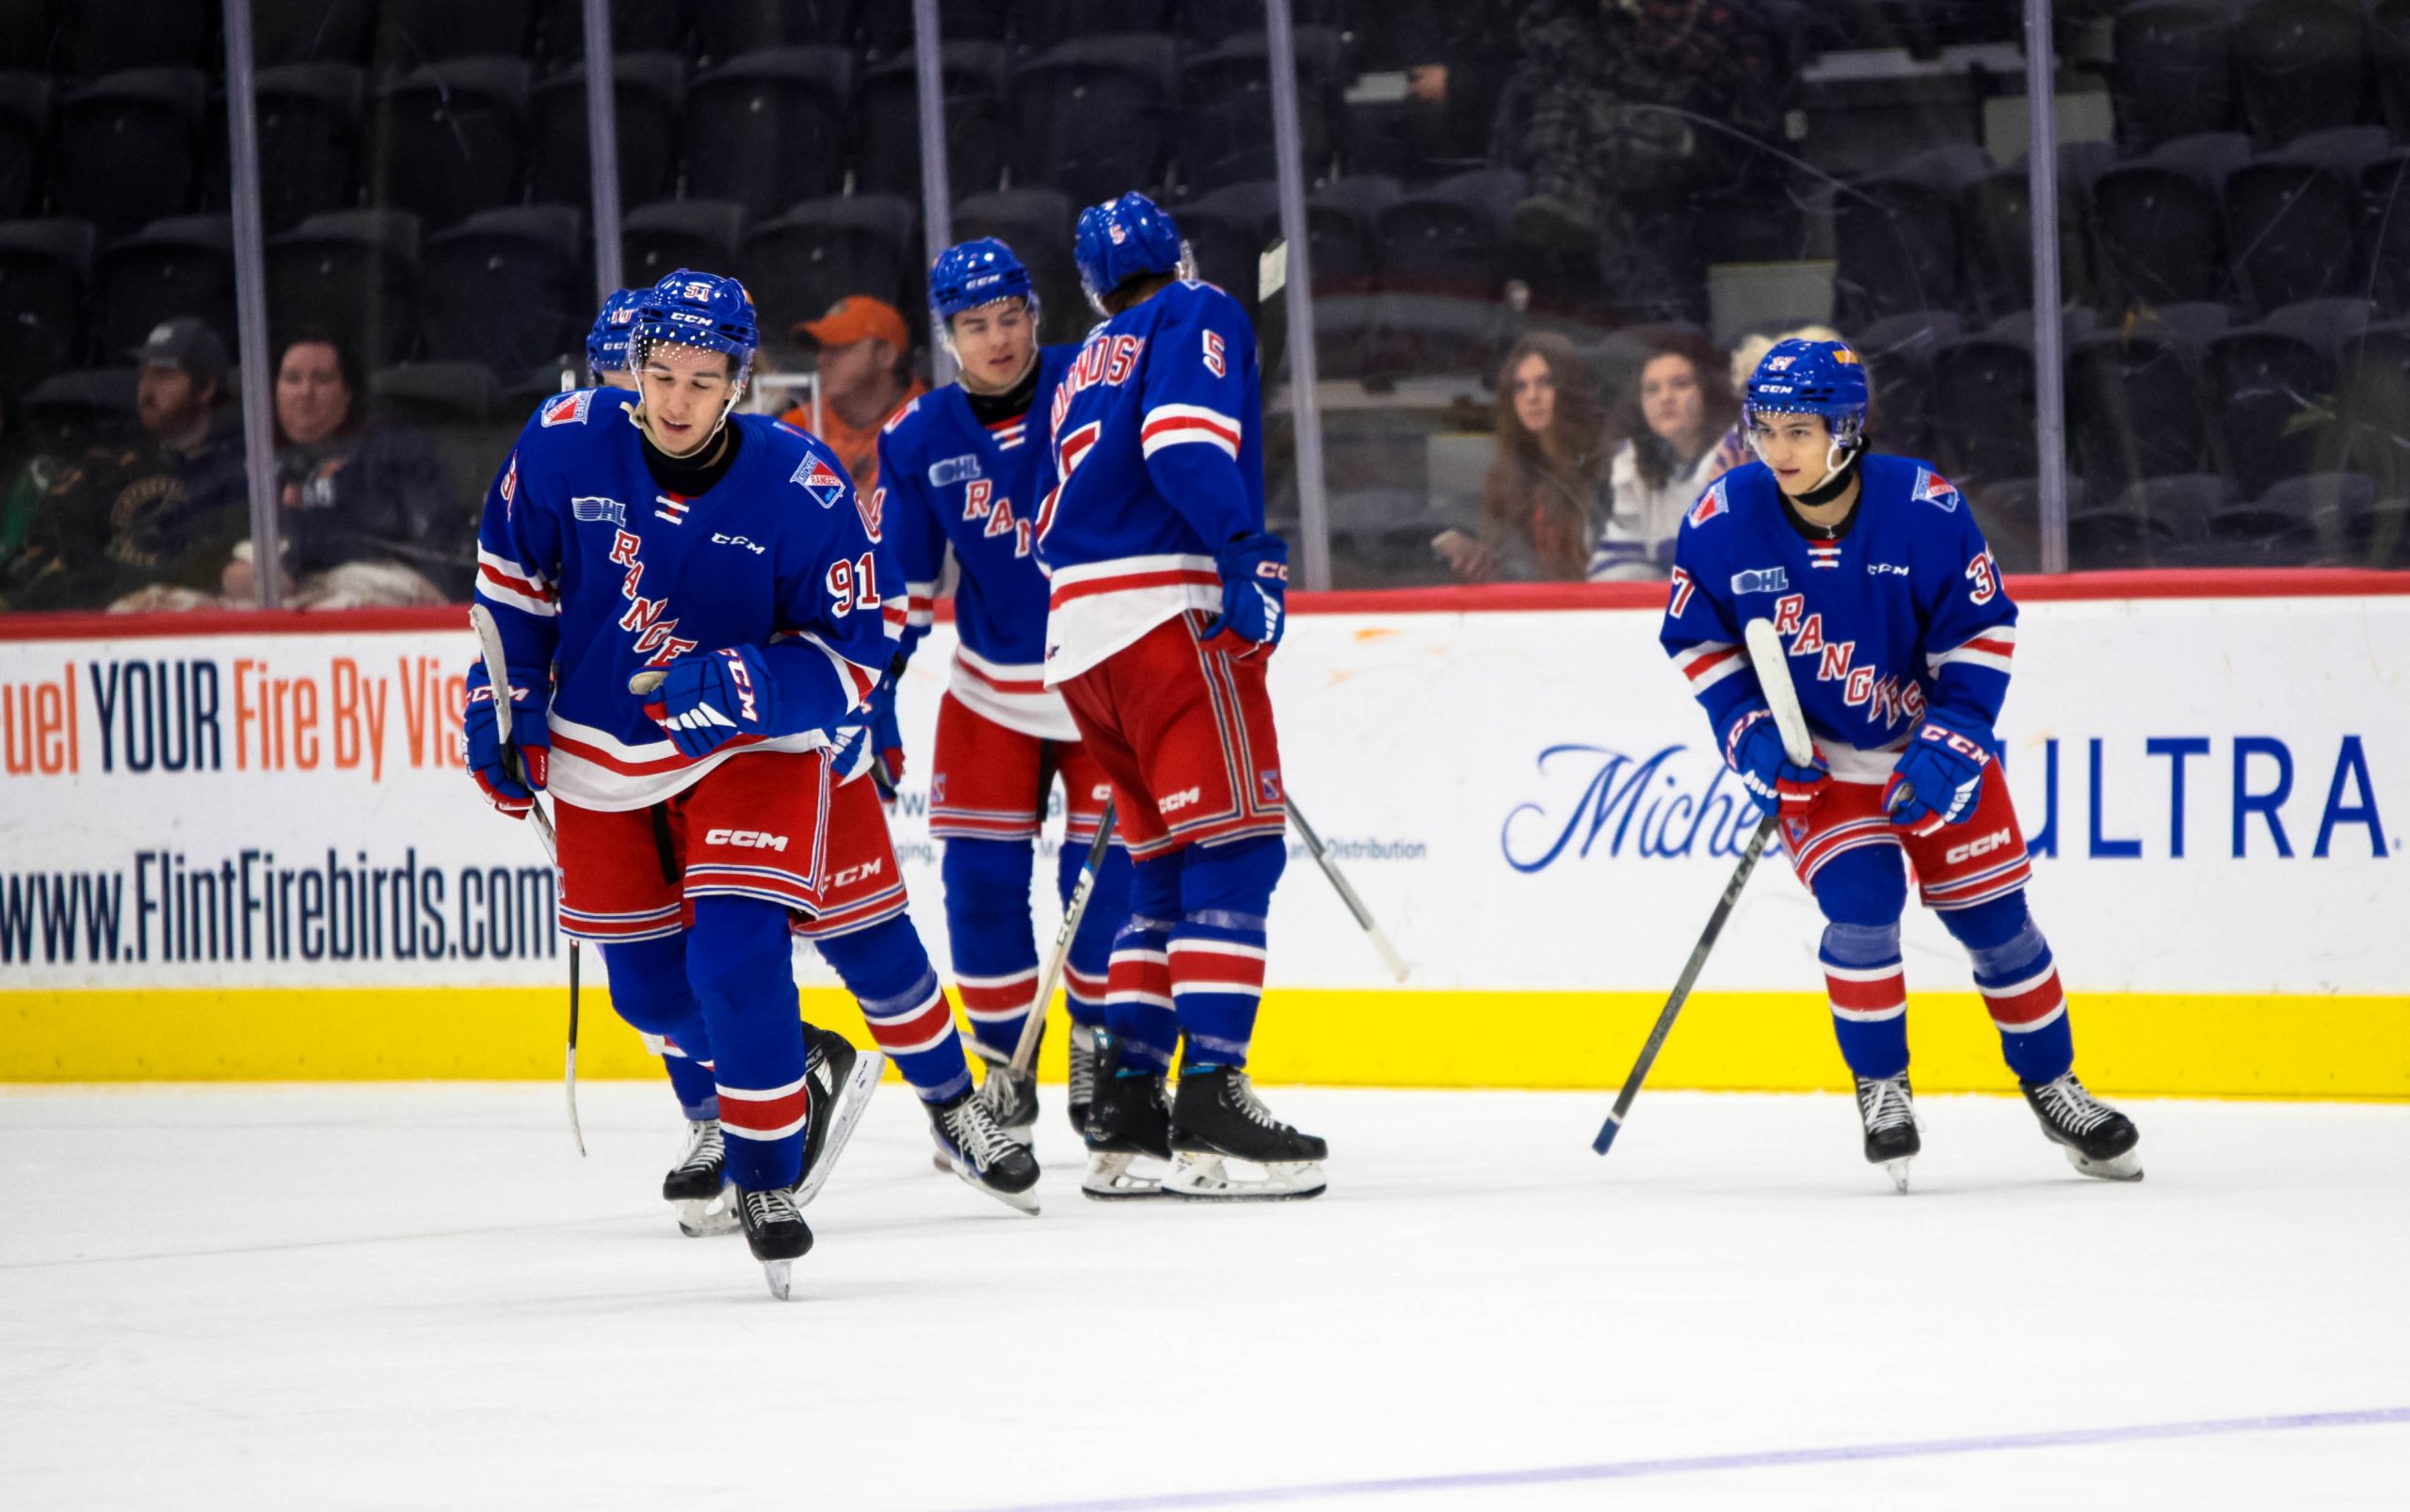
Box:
1592, 618, 1811, 1155
1007, 801, 1118, 1077
469, 604, 584, 1157
1284, 796, 1409, 982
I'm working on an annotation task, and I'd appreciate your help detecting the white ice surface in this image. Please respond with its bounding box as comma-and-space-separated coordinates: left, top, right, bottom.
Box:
3, 1084, 2405, 1511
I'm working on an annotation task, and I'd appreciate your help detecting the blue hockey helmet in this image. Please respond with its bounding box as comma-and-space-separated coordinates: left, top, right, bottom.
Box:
929, 236, 1038, 326
631, 268, 760, 383
1073, 191, 1187, 312
586, 286, 646, 374
1743, 338, 1870, 439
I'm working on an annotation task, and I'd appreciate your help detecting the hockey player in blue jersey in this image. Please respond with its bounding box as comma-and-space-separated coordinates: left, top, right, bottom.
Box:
876, 238, 1136, 1167
1034, 191, 1326, 1201
1661, 339, 2142, 1189
460, 271, 1031, 1295
586, 287, 644, 390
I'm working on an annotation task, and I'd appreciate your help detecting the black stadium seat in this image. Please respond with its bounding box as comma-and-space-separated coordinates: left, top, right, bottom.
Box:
1007, 35, 1178, 207
2212, 470, 2370, 563
2222, 128, 2390, 315
2109, 1, 2240, 153
2204, 311, 2343, 497
1964, 142, 2114, 321
2376, 0, 2410, 143
534, 0, 688, 63
1374, 168, 1522, 299
253, 0, 378, 67
692, 0, 854, 61
0, 0, 56, 73
376, 0, 537, 74
254, 64, 364, 235
682, 48, 854, 217
91, 214, 236, 362
857, 43, 1006, 201
1178, 0, 1343, 50
2068, 306, 2225, 494
2089, 131, 2248, 311
2365, 152, 2410, 318
741, 194, 917, 343
50, 69, 205, 236
2234, 0, 2370, 147
0, 72, 48, 221
621, 199, 747, 289
1307, 175, 1400, 296
2077, 474, 2232, 569
860, 0, 1009, 59
420, 205, 587, 374
528, 53, 683, 211
375, 58, 530, 230
1854, 308, 1965, 458
1831, 146, 1989, 328
1926, 330, 2039, 487
952, 187, 1080, 334
1176, 29, 1341, 195
1016, 0, 1175, 56
59, 0, 209, 76
265, 208, 423, 365
1176, 179, 1280, 314
0, 217, 92, 394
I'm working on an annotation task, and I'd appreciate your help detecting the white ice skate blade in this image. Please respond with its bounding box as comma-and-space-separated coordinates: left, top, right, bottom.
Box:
1163, 1151, 1326, 1202
795, 1051, 885, 1208
1080, 1150, 1171, 1201
674, 1183, 740, 1237
1883, 1158, 1913, 1195
2065, 1145, 2145, 1182
762, 1259, 794, 1302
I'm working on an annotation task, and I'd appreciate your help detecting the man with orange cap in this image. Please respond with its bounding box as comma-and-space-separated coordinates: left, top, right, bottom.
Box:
781, 296, 924, 495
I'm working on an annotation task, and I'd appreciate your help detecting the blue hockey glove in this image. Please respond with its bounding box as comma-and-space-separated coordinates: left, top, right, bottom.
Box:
868, 677, 905, 794
462, 663, 551, 819
1198, 531, 1289, 660
1884, 717, 1993, 835
1722, 704, 1828, 822
646, 645, 779, 760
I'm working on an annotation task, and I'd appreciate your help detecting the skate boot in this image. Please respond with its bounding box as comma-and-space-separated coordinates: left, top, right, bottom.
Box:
1080, 1031, 1173, 1200
2022, 1073, 2143, 1181
1855, 1073, 1920, 1194
735, 1182, 812, 1301
929, 1090, 1042, 1214
1067, 1021, 1101, 1135
663, 1118, 738, 1237
795, 1022, 885, 1207
1165, 1065, 1326, 1201
970, 1033, 1038, 1140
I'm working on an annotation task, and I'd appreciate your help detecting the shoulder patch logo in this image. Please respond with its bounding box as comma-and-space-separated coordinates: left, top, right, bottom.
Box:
792, 454, 848, 509
1915, 467, 1961, 512
570, 495, 625, 525
540, 390, 595, 427
1686, 478, 1730, 528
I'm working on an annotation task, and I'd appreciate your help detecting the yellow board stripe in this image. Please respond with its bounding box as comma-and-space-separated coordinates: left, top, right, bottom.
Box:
4, 989, 2403, 1099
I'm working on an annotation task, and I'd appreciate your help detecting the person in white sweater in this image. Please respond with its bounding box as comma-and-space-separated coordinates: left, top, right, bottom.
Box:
1587, 330, 1748, 581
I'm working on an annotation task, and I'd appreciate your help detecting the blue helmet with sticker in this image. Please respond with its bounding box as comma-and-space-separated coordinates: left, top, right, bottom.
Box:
1743, 339, 1870, 436
631, 268, 760, 380
1073, 191, 1186, 311
929, 236, 1037, 325
586, 286, 646, 374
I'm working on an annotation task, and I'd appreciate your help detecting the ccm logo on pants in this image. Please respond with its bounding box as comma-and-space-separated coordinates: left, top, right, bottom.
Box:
1944, 828, 2015, 865
705, 828, 790, 851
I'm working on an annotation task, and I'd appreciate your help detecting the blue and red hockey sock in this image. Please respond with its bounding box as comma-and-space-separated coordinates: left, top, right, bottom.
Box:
1940, 893, 2075, 1085
1171, 834, 1285, 1072
1102, 851, 1181, 1075
601, 935, 722, 1120
940, 836, 1040, 1059
660, 1048, 719, 1122
814, 913, 973, 1103
1821, 920, 1909, 1080
683, 896, 809, 1192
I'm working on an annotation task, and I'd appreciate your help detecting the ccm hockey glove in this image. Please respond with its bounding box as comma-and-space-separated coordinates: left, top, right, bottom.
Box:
1198, 531, 1289, 660
646, 645, 779, 760
1884, 717, 1994, 835
462, 663, 551, 818
1722, 703, 1828, 822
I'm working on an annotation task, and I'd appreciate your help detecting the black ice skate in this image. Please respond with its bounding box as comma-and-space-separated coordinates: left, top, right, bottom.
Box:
1855, 1073, 1921, 1194
1165, 1065, 1326, 1201
663, 1118, 737, 1237
2021, 1073, 2143, 1181
969, 1032, 1038, 1138
1067, 1021, 1101, 1135
929, 1090, 1042, 1214
1081, 1032, 1173, 1200
795, 1022, 884, 1207
736, 1183, 812, 1301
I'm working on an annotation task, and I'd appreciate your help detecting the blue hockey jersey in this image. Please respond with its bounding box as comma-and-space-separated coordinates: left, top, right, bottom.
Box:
1034, 279, 1264, 684
1660, 454, 2016, 783
473, 388, 898, 812
877, 344, 1083, 740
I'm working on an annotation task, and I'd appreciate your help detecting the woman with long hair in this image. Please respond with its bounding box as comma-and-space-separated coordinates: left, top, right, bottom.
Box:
1586, 330, 1748, 581
1434, 331, 1607, 582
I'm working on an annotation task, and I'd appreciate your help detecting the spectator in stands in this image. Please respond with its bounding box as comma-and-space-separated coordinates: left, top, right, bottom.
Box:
780, 296, 924, 496
0, 318, 251, 612
1395, 2, 1522, 166
219, 329, 453, 606
1494, 0, 1782, 318
1587, 330, 1747, 581
1433, 332, 1604, 583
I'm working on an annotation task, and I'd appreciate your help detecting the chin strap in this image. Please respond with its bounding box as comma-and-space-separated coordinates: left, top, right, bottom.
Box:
1795, 442, 1864, 507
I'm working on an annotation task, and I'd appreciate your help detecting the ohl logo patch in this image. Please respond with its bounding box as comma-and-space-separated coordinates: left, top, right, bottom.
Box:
793, 455, 847, 509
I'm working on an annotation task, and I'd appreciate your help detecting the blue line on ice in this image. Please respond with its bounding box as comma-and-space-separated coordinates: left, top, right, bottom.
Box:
965, 1406, 2410, 1510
